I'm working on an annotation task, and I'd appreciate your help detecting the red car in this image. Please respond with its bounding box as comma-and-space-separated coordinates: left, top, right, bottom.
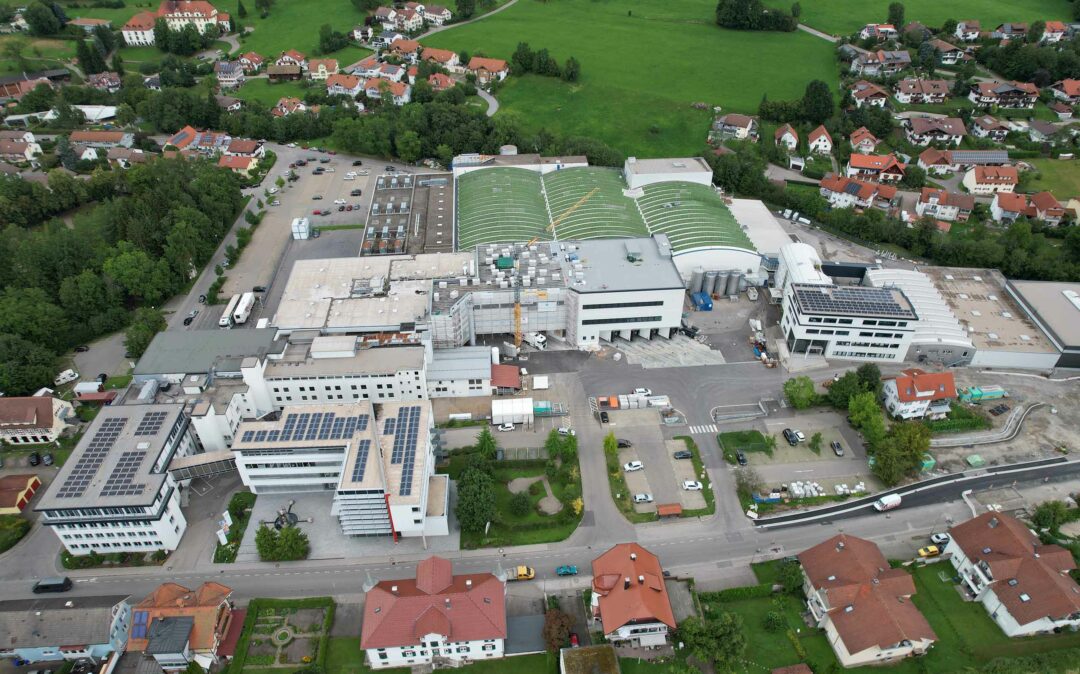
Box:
569, 633, 579, 648
312, 209, 320, 215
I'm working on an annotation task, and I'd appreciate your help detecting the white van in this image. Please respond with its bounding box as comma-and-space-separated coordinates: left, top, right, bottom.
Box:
873, 493, 902, 511
54, 369, 78, 386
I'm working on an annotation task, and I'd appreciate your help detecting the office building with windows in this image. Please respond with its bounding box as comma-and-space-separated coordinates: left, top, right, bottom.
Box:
35, 405, 197, 555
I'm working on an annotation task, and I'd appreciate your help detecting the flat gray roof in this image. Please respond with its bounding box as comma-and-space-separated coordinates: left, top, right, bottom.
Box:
0, 594, 128, 648
264, 344, 425, 378
562, 236, 684, 293
134, 329, 280, 376
428, 346, 492, 381
37, 404, 185, 510
1007, 280, 1080, 349
624, 157, 711, 175
146, 616, 194, 654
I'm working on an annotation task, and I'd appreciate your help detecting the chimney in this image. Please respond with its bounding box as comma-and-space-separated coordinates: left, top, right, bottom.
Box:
465, 579, 472, 588
630, 553, 637, 561
391, 585, 399, 594
624, 577, 631, 590
445, 599, 451, 608
638, 575, 645, 585
837, 540, 845, 551
989, 517, 999, 528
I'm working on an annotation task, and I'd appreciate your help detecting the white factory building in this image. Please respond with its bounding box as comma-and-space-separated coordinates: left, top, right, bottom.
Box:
35, 405, 197, 556
230, 401, 447, 539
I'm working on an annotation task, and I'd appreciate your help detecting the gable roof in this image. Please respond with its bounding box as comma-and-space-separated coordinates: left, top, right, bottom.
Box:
218, 155, 257, 170
849, 80, 890, 100
808, 125, 831, 145
850, 126, 878, 146
240, 51, 263, 64
468, 56, 508, 72
1030, 191, 1063, 214
70, 130, 126, 143
591, 543, 676, 634
919, 188, 974, 211
129, 582, 232, 653
227, 139, 259, 154
0, 397, 53, 430
390, 38, 421, 54
895, 79, 950, 97
799, 534, 936, 655
775, 124, 798, 142
889, 368, 957, 401
717, 113, 755, 128
972, 166, 1018, 185
327, 73, 362, 90
848, 153, 904, 172
820, 174, 897, 202
308, 58, 338, 72
360, 555, 506, 649
949, 512, 1080, 626
907, 117, 966, 137
973, 115, 1008, 132
422, 47, 456, 63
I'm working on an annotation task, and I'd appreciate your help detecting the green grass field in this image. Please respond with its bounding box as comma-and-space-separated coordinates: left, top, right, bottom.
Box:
0, 36, 76, 75
235, 0, 370, 62
1025, 158, 1080, 200
233, 78, 313, 106
58, 0, 143, 25
424, 0, 836, 156
764, 0, 1074, 36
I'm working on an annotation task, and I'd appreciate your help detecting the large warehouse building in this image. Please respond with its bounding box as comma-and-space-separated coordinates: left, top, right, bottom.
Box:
1005, 280, 1080, 368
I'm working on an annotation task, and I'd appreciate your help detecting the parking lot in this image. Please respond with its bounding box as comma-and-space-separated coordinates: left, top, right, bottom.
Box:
607, 408, 681, 512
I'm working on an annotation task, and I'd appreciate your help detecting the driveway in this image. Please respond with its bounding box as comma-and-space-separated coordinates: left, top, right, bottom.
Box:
477, 88, 499, 117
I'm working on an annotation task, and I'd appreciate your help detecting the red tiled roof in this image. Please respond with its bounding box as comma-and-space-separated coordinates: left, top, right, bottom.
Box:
850, 126, 878, 146
919, 187, 974, 211
949, 512, 1080, 627
591, 543, 676, 635
468, 56, 508, 72
123, 10, 157, 30
422, 47, 456, 63
391, 38, 421, 53
1055, 79, 1080, 96
1046, 21, 1068, 32
490, 364, 520, 389
775, 124, 798, 142
130, 582, 233, 652
157, 1, 218, 18
1031, 190, 1063, 214
227, 139, 259, 154
849, 80, 889, 100
848, 153, 904, 172
241, 51, 263, 64
428, 73, 454, 90
327, 73, 361, 89
808, 125, 831, 145
0, 397, 53, 431
281, 49, 306, 62
76, 390, 118, 403
821, 174, 896, 202
218, 155, 256, 170
361, 556, 506, 649
309, 58, 338, 72
0, 474, 40, 511
889, 368, 956, 402
995, 192, 1028, 213
364, 77, 408, 96
973, 166, 1018, 185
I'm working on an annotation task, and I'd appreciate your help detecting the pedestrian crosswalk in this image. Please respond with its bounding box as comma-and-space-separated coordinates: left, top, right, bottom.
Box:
688, 424, 718, 434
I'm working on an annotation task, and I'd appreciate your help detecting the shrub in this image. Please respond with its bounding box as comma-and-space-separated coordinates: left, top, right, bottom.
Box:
509, 491, 531, 517
700, 583, 773, 602
764, 611, 785, 632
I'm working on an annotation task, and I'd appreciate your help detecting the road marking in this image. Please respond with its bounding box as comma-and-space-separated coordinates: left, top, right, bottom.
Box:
688, 424, 718, 434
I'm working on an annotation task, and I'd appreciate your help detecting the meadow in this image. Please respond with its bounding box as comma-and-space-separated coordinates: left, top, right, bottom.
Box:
0, 36, 76, 75
232, 77, 311, 105
424, 0, 837, 156
234, 0, 369, 61
1026, 157, 1080, 200
763, 0, 1074, 36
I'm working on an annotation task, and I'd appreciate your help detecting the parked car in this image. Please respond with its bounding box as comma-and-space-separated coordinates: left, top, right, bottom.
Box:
268, 187, 279, 194
312, 209, 321, 215
319, 157, 331, 164
930, 533, 950, 546
28, 452, 41, 466
346, 205, 353, 211
350, 189, 362, 196
42, 453, 54, 466
557, 427, 575, 436
632, 493, 653, 503
253, 286, 267, 293
831, 441, 844, 457
783, 428, 798, 445
600, 411, 609, 423
794, 430, 806, 443
352, 159, 364, 166
632, 387, 652, 396
320, 209, 330, 216
312, 194, 323, 200
616, 438, 633, 448
673, 450, 692, 460
918, 545, 940, 558
623, 461, 644, 472
270, 200, 281, 206
497, 422, 514, 432
333, 198, 346, 204
385, 165, 395, 171
338, 205, 345, 212
682, 480, 703, 491
569, 633, 579, 648
74, 345, 89, 353
556, 565, 578, 576
736, 450, 748, 465
183, 316, 194, 326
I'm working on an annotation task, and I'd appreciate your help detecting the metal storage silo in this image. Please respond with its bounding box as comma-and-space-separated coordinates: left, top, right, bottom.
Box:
715, 271, 729, 296
737, 274, 748, 292
725, 271, 740, 295
704, 271, 719, 296
689, 266, 705, 294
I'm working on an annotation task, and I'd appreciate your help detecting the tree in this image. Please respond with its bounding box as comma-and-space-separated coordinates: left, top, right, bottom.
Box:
509, 490, 531, 517
1, 35, 28, 71
887, 2, 904, 29
764, 611, 785, 632
184, 661, 205, 674
24, 1, 61, 35
800, 79, 833, 125
826, 371, 863, 410
855, 363, 881, 394
254, 523, 277, 559
779, 560, 804, 596
455, 0, 475, 19
318, 24, 348, 54
871, 421, 930, 486
93, 24, 116, 54
395, 130, 422, 163
1028, 20, 1046, 43
55, 135, 77, 171
733, 466, 763, 500
1031, 500, 1071, 531
277, 525, 311, 560
783, 376, 817, 409
809, 432, 823, 454
511, 42, 535, 73
0, 287, 69, 352
791, 2, 800, 17
0, 333, 58, 396
124, 307, 167, 359
542, 609, 574, 652
848, 391, 886, 445
237, 0, 248, 17
111, 52, 125, 77
476, 426, 497, 461
455, 466, 496, 533
677, 614, 747, 669
562, 56, 581, 82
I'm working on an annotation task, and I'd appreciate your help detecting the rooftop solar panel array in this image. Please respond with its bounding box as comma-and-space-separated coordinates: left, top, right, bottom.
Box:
387, 406, 421, 496
100, 451, 147, 498
239, 412, 369, 443
350, 439, 372, 483
135, 410, 169, 436
56, 417, 128, 499
794, 285, 917, 319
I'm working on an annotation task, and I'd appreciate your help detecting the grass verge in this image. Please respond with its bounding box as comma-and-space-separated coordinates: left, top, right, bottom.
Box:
0, 515, 31, 554
215, 491, 257, 563
603, 441, 657, 524
718, 429, 772, 460
672, 435, 715, 518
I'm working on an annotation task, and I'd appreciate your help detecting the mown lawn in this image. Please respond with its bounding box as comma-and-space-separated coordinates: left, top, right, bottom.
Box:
424, 0, 836, 157
57, 0, 142, 25
1026, 158, 1080, 200
235, 0, 370, 61
763, 0, 1073, 35
233, 78, 313, 106
0, 36, 76, 75
325, 637, 406, 674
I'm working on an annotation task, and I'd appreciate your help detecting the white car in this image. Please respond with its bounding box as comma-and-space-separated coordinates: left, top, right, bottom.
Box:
557, 427, 576, 436
623, 461, 644, 472
287, 142, 297, 148
633, 493, 653, 504
270, 200, 280, 206
930, 533, 950, 546
268, 187, 279, 194
346, 171, 357, 177
497, 422, 514, 432
632, 387, 652, 396
794, 430, 806, 443
343, 175, 355, 181
333, 198, 347, 205
682, 480, 703, 491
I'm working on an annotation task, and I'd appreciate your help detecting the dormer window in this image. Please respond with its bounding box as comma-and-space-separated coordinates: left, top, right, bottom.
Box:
1019, 593, 1031, 602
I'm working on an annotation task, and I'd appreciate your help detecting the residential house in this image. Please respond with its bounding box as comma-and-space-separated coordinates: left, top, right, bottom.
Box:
937, 149, 1011, 172
903, 22, 933, 41
0, 474, 42, 515
859, 23, 898, 41
352, 25, 373, 43
0, 395, 73, 445
373, 6, 398, 30
69, 17, 111, 32
87, 71, 122, 93
993, 23, 1028, 41
396, 8, 423, 31
389, 38, 422, 62
819, 173, 898, 210
1043, 20, 1068, 43
215, 94, 242, 111
590, 543, 676, 647
905, 117, 966, 146
225, 138, 263, 157
404, 1, 425, 12
916, 188, 974, 223
144, 74, 162, 90
1028, 120, 1064, 143
363, 77, 411, 105
107, 147, 149, 169
406, 65, 418, 84
73, 144, 101, 162
351, 54, 382, 78
122, 11, 157, 46
467, 57, 509, 85
423, 4, 452, 25
955, 20, 981, 42
0, 129, 38, 146
1031, 191, 1066, 225
845, 153, 905, 182
272, 97, 307, 117
0, 140, 38, 162
328, 73, 364, 98
893, 79, 950, 105
267, 64, 302, 82
711, 113, 759, 142
799, 534, 937, 668
165, 125, 230, 153
1049, 100, 1074, 120
850, 50, 911, 77
276, 49, 307, 70
945, 512, 1080, 636
217, 154, 257, 177
0, 595, 132, 664
993, 191, 1066, 225
307, 58, 338, 81
849, 80, 890, 108
422, 47, 459, 69
807, 125, 832, 155
971, 115, 1010, 141
1049, 78, 1075, 104
881, 368, 956, 419
427, 72, 454, 91
127, 582, 234, 671
775, 124, 798, 152
376, 63, 405, 82
963, 166, 1018, 194
374, 31, 405, 49
969, 81, 1039, 108
70, 130, 134, 148
122, 0, 230, 46
849, 127, 880, 154
360, 555, 506, 670
238, 51, 264, 73
929, 38, 970, 65
991, 192, 1032, 224
213, 61, 244, 89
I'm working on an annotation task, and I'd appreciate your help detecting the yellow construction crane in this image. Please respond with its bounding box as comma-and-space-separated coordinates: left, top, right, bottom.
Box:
514, 188, 601, 347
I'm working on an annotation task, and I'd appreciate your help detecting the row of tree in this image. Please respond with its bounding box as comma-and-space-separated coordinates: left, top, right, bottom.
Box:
978, 38, 1080, 87
154, 18, 222, 56
757, 79, 834, 126
0, 159, 245, 395
715, 0, 797, 32
510, 42, 581, 82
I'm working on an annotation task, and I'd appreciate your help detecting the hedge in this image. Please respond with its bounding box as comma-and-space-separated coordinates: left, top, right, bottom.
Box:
980, 647, 1080, 674
228, 597, 335, 674
699, 583, 774, 602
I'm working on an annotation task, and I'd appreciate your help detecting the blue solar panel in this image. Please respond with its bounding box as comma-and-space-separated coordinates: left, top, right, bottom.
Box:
350, 439, 372, 482
383, 406, 422, 496
240, 413, 370, 445
132, 610, 149, 639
